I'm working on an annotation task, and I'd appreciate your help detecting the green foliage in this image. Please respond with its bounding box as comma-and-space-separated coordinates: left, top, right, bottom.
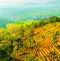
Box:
57, 54, 60, 61
40, 59, 46, 61
31, 21, 40, 28
0, 45, 18, 61
4, 31, 12, 40
52, 33, 57, 44
49, 16, 60, 23
25, 57, 38, 61
39, 20, 48, 27
55, 31, 60, 35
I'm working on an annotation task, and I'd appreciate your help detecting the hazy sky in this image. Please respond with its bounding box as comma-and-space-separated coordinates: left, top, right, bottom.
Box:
0, 0, 59, 8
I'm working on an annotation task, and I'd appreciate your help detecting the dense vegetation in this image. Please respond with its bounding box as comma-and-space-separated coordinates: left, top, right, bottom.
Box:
0, 16, 60, 61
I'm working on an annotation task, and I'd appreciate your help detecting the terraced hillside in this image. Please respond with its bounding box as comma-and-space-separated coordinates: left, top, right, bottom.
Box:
11, 22, 60, 61
0, 19, 60, 61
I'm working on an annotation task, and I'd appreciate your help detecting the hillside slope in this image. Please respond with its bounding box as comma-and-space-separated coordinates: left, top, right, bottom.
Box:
0, 21, 60, 61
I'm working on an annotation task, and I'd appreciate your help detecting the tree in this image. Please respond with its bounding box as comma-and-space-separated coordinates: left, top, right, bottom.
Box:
49, 16, 60, 23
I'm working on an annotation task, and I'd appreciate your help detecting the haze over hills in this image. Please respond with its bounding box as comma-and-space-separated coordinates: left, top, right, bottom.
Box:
0, 7, 60, 19
0, 0, 60, 27
0, 0, 60, 17
0, 7, 60, 27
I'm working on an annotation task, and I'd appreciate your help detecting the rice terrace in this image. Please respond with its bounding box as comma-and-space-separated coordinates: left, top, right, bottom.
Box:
0, 17, 60, 61
0, 0, 60, 61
